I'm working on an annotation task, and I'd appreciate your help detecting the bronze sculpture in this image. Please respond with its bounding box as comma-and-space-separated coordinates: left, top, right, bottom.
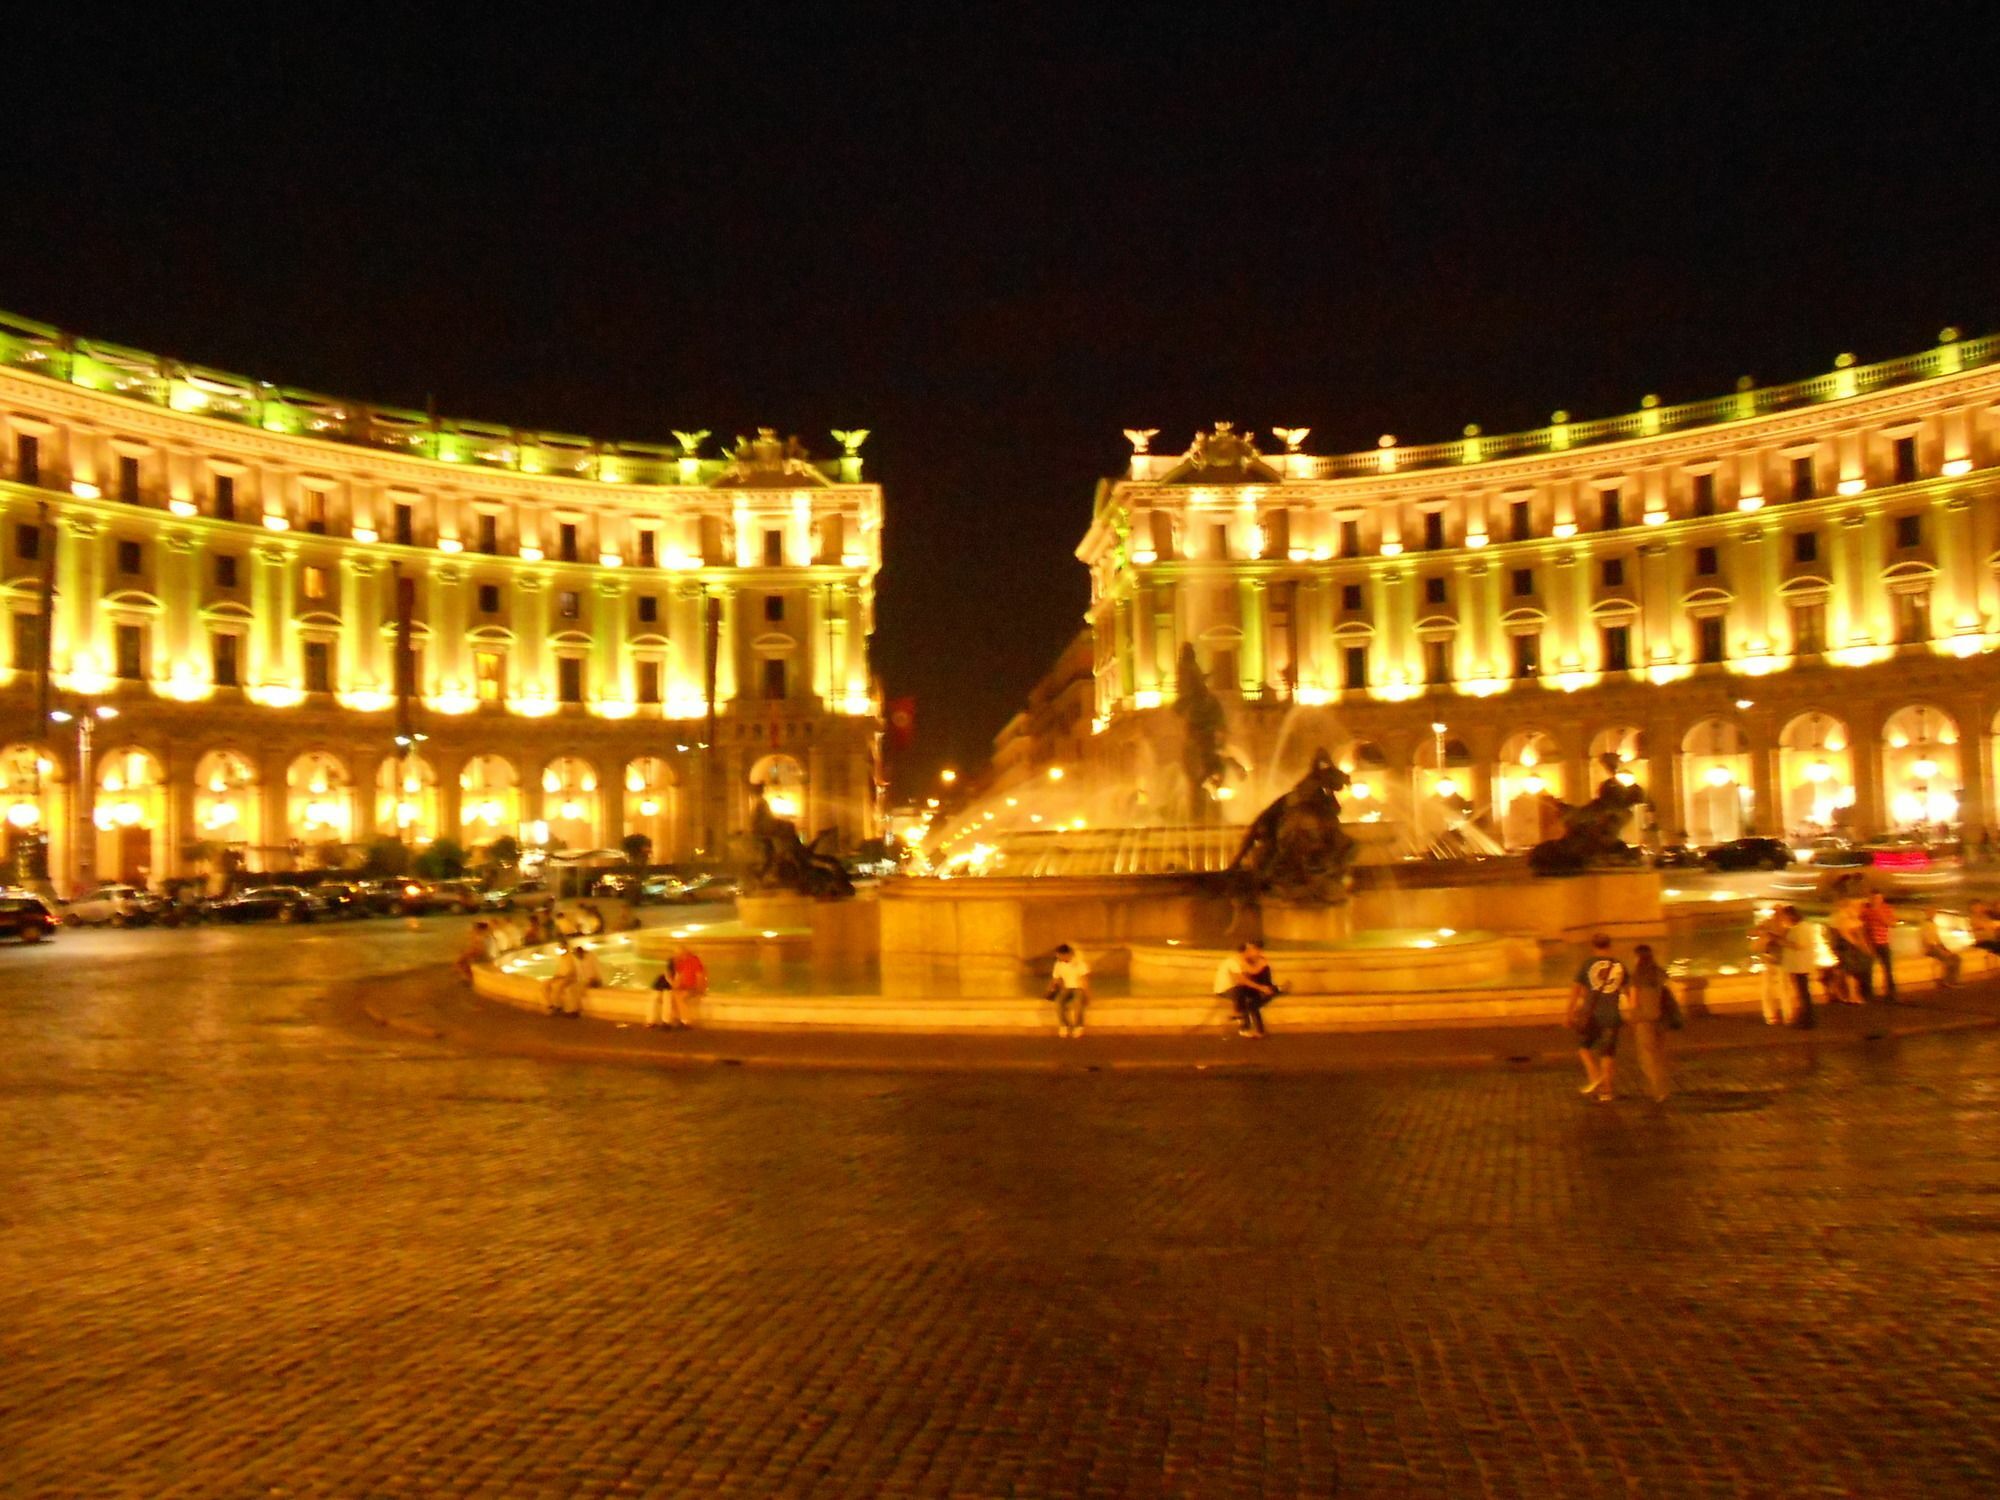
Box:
1225, 748, 1357, 905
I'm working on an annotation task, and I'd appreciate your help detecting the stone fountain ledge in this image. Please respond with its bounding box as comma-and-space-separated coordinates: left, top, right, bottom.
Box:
471, 946, 2000, 1034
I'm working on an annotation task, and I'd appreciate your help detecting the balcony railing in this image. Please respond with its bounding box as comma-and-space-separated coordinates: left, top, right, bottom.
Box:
0, 309, 849, 489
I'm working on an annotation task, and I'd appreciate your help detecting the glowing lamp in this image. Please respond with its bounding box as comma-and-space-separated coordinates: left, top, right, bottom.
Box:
1705, 766, 1734, 788
351, 526, 379, 543
438, 537, 464, 553
1048, 767, 1065, 782
1349, 782, 1371, 800
1213, 785, 1236, 801
559, 799, 584, 819
1805, 760, 1832, 784
1523, 775, 1547, 795
72, 480, 103, 499
1912, 758, 1938, 781
114, 801, 142, 827
1434, 777, 1459, 799
638, 798, 660, 817
6, 800, 39, 828
1942, 457, 1972, 477
263, 514, 290, 532
169, 498, 198, 517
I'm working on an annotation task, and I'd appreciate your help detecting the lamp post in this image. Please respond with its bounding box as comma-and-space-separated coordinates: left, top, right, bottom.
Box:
49, 704, 117, 895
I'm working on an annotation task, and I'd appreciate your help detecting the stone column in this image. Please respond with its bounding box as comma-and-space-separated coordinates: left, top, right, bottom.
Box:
1850, 730, 1885, 837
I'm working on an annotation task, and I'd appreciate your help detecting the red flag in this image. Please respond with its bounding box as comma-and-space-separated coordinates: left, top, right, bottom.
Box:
886, 697, 916, 753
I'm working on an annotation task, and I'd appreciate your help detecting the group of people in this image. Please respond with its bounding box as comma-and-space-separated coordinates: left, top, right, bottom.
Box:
1570, 934, 1680, 1103
450, 910, 708, 1027
1046, 940, 1282, 1039
1748, 892, 1964, 1027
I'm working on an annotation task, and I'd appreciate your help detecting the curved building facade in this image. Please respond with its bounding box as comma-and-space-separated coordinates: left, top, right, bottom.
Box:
0, 311, 882, 892
1078, 331, 2000, 850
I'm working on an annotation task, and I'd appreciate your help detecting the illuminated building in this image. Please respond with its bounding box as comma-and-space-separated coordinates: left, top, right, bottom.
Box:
0, 310, 881, 891
1077, 332, 2000, 846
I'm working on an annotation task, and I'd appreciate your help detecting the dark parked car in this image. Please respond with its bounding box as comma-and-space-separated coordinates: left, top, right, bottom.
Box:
394, 878, 482, 915
1653, 843, 1704, 869
348, 878, 407, 916
210, 885, 327, 923
0, 891, 58, 943
1702, 837, 1794, 872
481, 878, 554, 912
311, 882, 366, 918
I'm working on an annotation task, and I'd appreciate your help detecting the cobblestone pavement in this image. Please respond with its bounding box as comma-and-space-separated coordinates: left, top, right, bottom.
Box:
6, 924, 2000, 1496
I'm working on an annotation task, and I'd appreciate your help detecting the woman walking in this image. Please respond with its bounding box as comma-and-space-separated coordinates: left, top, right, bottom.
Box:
1625, 944, 1677, 1103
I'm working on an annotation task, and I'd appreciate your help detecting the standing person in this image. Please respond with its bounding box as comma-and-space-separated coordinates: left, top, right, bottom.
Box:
1049, 943, 1091, 1038
1829, 898, 1874, 1004
1624, 944, 1677, 1103
1571, 934, 1629, 1100
544, 940, 581, 1018
1777, 905, 1818, 1029
1919, 908, 1963, 988
1212, 942, 1278, 1039
453, 920, 490, 985
1749, 907, 1788, 1026
1860, 891, 1899, 1003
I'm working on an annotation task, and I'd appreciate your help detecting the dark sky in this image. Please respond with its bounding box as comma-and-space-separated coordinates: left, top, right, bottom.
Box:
6, 6, 1995, 791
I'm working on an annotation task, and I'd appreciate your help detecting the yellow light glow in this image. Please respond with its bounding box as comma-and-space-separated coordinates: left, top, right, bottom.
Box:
70, 480, 102, 499
262, 513, 290, 532
1133, 689, 1163, 709
1737, 495, 1764, 512
1805, 760, 1831, 783
1213, 785, 1236, 801
559, 798, 584, 819
1912, 758, 1939, 781
518, 545, 544, 562
168, 498, 198, 517
1379, 540, 1404, 556
1705, 765, 1734, 787
6, 800, 39, 828
438, 537, 464, 553
1942, 457, 1973, 477
1643, 509, 1667, 526
1132, 547, 1158, 565
1465, 531, 1489, 548
940, 769, 957, 784
1837, 477, 1866, 496
1551, 521, 1577, 538
1434, 777, 1458, 799
1047, 767, 1065, 782
351, 526, 380, 543
638, 798, 660, 817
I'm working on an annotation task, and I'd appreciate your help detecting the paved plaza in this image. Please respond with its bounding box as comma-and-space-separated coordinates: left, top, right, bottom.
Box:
6, 923, 2000, 1496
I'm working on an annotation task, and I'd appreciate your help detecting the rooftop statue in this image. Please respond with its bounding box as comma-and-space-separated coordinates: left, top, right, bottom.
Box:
742, 790, 854, 898
716, 428, 826, 487
1174, 643, 1241, 821
1526, 755, 1649, 875
1226, 748, 1356, 905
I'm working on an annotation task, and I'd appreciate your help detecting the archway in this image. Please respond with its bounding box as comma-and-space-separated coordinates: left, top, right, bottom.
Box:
1586, 725, 1650, 842
1882, 705, 1960, 834
624, 756, 681, 864
95, 747, 165, 887
1776, 713, 1853, 836
287, 751, 353, 857
1, 743, 60, 888
1495, 729, 1564, 849
1680, 719, 1752, 844
1410, 729, 1475, 841
749, 753, 807, 822
193, 749, 261, 865
1332, 740, 1388, 824
376, 752, 439, 845
458, 754, 521, 849
539, 756, 600, 851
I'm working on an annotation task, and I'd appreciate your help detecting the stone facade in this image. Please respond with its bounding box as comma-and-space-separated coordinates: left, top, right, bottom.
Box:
1076, 334, 2000, 849
0, 311, 881, 891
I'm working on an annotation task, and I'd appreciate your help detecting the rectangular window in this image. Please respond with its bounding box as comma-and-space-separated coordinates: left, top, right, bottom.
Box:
475, 649, 504, 703
638, 530, 657, 569
764, 594, 785, 622
1791, 531, 1818, 564
1423, 576, 1446, 605
114, 623, 144, 681
1694, 546, 1718, 577
478, 583, 501, 614
393, 503, 414, 547
761, 656, 787, 701
302, 564, 329, 601
1791, 601, 1826, 655
557, 655, 584, 704
1696, 615, 1726, 664
397, 642, 423, 699
1893, 434, 1919, 485
11, 612, 45, 672
1422, 511, 1444, 550
637, 594, 659, 624
1423, 638, 1451, 684
1599, 489, 1622, 530
303, 640, 332, 694
117, 539, 142, 575
215, 554, 238, 589
1340, 519, 1361, 555
1601, 558, 1624, 588
213, 473, 236, 521
763, 529, 785, 567
211, 631, 240, 688
1894, 590, 1930, 644
1510, 500, 1532, 541
1791, 454, 1816, 501
558, 590, 579, 620
1894, 513, 1922, 549
15, 433, 39, 486
1511, 567, 1533, 597
1691, 472, 1716, 516
118, 454, 141, 504
1511, 632, 1540, 679
1340, 583, 1364, 611
478, 513, 499, 555
637, 660, 661, 704
303, 490, 327, 535
558, 521, 579, 562
1602, 624, 1631, 673
1342, 644, 1368, 690
15, 523, 38, 561
1209, 524, 1230, 561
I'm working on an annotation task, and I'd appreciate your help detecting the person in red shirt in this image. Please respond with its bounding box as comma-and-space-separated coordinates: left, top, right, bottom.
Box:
1860, 892, 1898, 1004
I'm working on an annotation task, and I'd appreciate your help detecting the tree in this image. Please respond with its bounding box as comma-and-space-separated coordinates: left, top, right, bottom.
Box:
362, 838, 411, 878
313, 839, 348, 870
485, 834, 521, 870
621, 832, 652, 869
413, 837, 467, 881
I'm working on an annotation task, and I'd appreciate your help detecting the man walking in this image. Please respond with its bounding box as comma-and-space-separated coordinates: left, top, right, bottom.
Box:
1571, 934, 1629, 1100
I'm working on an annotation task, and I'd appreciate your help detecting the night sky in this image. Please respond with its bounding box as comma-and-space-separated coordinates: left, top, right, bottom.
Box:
6, 7, 1995, 791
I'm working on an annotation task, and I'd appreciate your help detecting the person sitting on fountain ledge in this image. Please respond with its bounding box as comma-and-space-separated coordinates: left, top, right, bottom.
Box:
1213, 942, 1279, 1039
1049, 944, 1092, 1038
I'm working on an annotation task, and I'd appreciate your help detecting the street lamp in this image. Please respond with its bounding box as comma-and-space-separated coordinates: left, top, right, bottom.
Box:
49, 704, 118, 894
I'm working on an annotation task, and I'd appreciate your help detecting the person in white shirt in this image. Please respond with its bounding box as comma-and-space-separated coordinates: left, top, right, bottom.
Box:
1049, 944, 1091, 1037
1213, 942, 1278, 1038
1776, 905, 1819, 1029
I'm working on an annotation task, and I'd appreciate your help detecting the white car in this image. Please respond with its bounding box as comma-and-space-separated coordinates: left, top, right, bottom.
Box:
62, 884, 165, 927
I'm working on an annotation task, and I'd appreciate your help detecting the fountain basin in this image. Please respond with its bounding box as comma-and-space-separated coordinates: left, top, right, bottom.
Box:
1129, 929, 1541, 994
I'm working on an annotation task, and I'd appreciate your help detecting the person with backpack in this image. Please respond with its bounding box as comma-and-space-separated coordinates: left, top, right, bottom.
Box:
1623, 944, 1681, 1103
1570, 933, 1629, 1101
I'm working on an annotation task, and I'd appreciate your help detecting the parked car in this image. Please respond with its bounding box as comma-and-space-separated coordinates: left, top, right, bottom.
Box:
633, 873, 687, 904
1791, 835, 1871, 867
349, 878, 407, 916
1702, 837, 1794, 872
210, 885, 328, 923
393, 878, 481, 915
311, 881, 366, 918
481, 878, 555, 912
1653, 844, 1704, 870
0, 891, 58, 943
63, 883, 170, 927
